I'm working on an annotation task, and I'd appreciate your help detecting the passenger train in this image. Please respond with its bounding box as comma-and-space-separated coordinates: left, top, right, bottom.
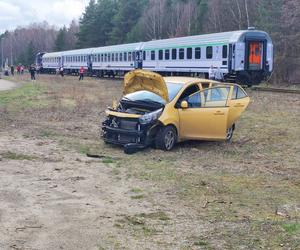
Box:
36, 28, 273, 85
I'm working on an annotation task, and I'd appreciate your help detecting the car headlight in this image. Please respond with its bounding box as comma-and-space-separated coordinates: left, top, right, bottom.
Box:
139, 108, 163, 124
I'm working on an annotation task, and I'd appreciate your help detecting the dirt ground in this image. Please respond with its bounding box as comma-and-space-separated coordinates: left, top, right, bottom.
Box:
0, 74, 299, 250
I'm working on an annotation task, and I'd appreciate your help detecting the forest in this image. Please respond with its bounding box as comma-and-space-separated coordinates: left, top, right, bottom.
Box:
0, 0, 299, 84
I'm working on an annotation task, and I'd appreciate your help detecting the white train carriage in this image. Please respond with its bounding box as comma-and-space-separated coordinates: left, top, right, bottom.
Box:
38, 28, 273, 85
90, 42, 142, 76
63, 48, 94, 74
42, 51, 63, 73
141, 28, 273, 84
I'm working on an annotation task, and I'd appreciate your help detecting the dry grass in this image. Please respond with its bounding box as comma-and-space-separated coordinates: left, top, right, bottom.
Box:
1, 73, 299, 249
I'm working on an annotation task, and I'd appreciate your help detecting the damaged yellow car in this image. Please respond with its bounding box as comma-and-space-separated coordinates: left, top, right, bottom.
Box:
102, 70, 250, 153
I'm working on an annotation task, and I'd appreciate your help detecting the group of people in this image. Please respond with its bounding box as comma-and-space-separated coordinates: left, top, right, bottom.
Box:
208, 65, 224, 81
16, 65, 25, 75
55, 66, 86, 81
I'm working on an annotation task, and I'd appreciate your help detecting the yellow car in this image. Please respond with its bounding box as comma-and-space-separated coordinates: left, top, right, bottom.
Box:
102, 70, 250, 153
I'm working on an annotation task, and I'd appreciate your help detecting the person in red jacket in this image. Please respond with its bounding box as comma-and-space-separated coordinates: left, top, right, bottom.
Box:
79, 66, 85, 81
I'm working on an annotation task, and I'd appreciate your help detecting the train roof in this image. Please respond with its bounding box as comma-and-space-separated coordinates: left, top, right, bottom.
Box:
92, 42, 142, 53
43, 48, 94, 58
43, 51, 64, 58
141, 29, 272, 50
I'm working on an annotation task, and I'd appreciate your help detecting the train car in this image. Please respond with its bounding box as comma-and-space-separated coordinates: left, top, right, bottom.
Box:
63, 48, 94, 74
37, 28, 273, 85
141, 28, 273, 85
42, 51, 64, 73
91, 42, 142, 77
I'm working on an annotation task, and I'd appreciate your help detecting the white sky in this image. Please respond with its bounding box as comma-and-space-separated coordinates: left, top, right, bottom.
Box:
0, 0, 89, 33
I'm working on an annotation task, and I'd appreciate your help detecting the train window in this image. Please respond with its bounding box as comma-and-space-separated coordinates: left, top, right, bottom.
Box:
98, 54, 100, 62
143, 51, 146, 61
165, 49, 170, 60
78, 56, 80, 62
128, 52, 132, 61
159, 50, 163, 60
124, 52, 127, 61
108, 54, 111, 62
179, 48, 184, 60
82, 56, 84, 62
195, 47, 201, 59
115, 53, 118, 62
222, 45, 228, 58
101, 54, 103, 62
132, 52, 136, 61
206, 46, 213, 59
187, 48, 192, 59
112, 54, 114, 62
119, 53, 122, 62
172, 49, 177, 60
104, 54, 107, 62
151, 51, 155, 60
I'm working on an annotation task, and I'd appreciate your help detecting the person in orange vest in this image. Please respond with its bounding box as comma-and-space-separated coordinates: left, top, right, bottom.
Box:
79, 66, 85, 81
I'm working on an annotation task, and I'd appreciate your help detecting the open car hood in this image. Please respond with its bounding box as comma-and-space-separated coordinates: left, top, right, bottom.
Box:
124, 70, 169, 102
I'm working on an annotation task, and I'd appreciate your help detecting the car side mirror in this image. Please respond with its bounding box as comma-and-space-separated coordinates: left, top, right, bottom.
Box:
181, 100, 188, 109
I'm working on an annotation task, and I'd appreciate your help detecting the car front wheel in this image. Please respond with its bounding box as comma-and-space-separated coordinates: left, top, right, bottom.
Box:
155, 126, 177, 151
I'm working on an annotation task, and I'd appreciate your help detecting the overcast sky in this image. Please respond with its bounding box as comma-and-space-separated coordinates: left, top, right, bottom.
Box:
0, 0, 89, 33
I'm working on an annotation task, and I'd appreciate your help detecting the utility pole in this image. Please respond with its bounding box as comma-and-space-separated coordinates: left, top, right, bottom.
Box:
1, 37, 3, 71
10, 36, 13, 66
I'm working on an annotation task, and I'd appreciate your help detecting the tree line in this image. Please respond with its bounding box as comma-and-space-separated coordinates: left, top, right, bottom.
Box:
0, 0, 299, 84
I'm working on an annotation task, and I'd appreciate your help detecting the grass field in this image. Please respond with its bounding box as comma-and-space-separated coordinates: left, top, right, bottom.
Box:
0, 74, 299, 249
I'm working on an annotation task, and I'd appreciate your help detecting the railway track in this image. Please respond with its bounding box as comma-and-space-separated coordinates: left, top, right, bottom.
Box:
250, 86, 300, 94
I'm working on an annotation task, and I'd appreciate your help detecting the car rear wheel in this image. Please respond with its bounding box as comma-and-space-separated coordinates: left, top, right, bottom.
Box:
155, 126, 177, 151
226, 125, 234, 142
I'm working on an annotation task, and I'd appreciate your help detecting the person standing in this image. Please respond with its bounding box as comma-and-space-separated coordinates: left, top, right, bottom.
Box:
17, 65, 20, 74
29, 64, 36, 81
215, 67, 224, 81
208, 65, 215, 80
79, 66, 85, 81
10, 65, 15, 76
59, 66, 64, 77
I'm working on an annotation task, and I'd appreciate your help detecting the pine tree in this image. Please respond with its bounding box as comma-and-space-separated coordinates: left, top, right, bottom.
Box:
109, 0, 147, 44
54, 26, 68, 51
76, 0, 98, 48
25, 41, 35, 66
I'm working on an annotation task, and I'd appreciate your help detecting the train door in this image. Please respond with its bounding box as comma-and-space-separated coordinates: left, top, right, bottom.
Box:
58, 57, 61, 68
248, 42, 263, 70
61, 56, 64, 67
87, 54, 92, 72
229, 44, 236, 70
134, 50, 143, 69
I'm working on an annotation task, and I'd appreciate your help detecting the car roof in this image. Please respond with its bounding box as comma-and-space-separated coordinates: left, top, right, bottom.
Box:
163, 77, 238, 87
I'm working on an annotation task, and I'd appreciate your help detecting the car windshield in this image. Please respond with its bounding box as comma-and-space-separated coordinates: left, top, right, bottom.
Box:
123, 82, 183, 104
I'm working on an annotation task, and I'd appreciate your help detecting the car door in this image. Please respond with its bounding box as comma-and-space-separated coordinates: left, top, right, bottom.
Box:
227, 85, 250, 127
178, 86, 231, 140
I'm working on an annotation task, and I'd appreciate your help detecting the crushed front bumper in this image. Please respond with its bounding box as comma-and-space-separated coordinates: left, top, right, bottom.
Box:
101, 115, 160, 147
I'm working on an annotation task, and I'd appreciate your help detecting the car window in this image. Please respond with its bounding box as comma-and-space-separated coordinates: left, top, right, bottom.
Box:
178, 84, 199, 101
203, 87, 230, 107
237, 87, 247, 98
186, 92, 201, 108
232, 85, 247, 99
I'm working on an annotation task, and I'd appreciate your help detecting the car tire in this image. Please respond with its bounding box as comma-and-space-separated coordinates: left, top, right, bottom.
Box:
155, 126, 177, 151
226, 125, 234, 142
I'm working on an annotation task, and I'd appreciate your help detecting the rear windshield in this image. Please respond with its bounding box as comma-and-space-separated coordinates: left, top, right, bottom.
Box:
124, 82, 183, 104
